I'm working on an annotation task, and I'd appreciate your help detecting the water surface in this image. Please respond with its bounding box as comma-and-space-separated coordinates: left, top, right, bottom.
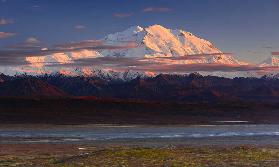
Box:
1, 124, 279, 145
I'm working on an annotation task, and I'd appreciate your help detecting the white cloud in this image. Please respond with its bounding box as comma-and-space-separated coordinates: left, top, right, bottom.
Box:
0, 32, 15, 39
74, 25, 87, 30
0, 18, 14, 25
142, 7, 171, 13
113, 13, 133, 18
25, 37, 40, 44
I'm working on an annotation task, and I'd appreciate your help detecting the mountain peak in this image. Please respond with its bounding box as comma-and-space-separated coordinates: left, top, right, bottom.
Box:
260, 56, 279, 66
125, 25, 144, 33
11, 24, 247, 77
0, 77, 67, 97
146, 24, 169, 30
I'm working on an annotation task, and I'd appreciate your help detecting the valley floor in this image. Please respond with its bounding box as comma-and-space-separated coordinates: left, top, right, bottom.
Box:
1, 97, 279, 166
1, 97, 279, 125
1, 144, 279, 167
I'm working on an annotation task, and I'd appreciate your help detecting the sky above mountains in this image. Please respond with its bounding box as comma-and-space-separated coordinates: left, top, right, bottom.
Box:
0, 0, 278, 64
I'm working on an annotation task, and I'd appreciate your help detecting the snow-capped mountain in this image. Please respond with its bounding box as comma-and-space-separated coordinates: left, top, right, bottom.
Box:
102, 25, 242, 64
8, 25, 250, 78
260, 56, 279, 67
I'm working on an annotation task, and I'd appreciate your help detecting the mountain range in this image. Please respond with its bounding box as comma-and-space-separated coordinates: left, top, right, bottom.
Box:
1, 73, 279, 102
0, 24, 272, 78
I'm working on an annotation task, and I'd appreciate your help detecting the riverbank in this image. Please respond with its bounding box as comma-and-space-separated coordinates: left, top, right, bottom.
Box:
1, 144, 279, 167
1, 124, 279, 166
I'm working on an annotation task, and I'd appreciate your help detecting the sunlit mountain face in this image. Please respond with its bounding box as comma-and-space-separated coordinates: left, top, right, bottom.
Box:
21, 25, 245, 76
0, 24, 278, 78
0, 0, 278, 78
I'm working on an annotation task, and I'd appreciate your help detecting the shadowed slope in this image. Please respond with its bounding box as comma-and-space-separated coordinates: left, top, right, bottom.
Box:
0, 77, 67, 97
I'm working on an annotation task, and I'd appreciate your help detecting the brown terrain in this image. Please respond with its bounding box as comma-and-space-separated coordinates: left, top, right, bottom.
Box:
0, 97, 279, 125
0, 73, 279, 125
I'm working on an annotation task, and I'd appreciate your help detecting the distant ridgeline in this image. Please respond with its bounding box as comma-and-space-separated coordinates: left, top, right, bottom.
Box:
0, 73, 279, 102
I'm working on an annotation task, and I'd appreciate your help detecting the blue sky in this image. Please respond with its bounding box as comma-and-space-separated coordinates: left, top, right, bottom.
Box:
0, 0, 278, 63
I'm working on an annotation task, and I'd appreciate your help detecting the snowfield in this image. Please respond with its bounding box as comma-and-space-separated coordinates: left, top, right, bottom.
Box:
1, 25, 278, 78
